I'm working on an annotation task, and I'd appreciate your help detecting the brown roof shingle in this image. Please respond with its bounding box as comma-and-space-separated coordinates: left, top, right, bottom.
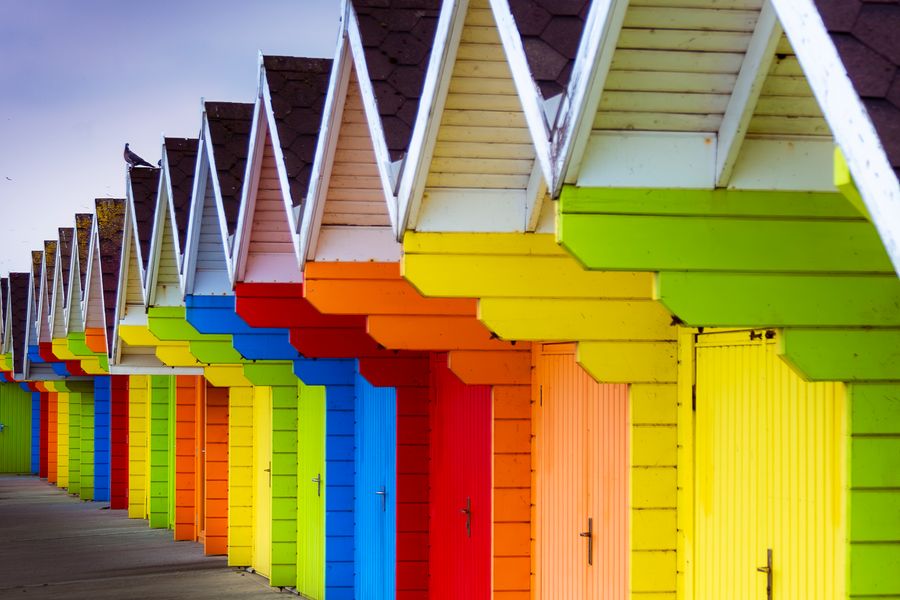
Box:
128, 167, 160, 273
0, 277, 7, 341
262, 57, 332, 208
508, 0, 590, 101
352, 1, 440, 161
75, 213, 92, 294
10, 272, 29, 375
205, 102, 254, 236
58, 228, 74, 309
815, 0, 900, 179
95, 198, 126, 356
31, 251, 43, 313
164, 137, 199, 253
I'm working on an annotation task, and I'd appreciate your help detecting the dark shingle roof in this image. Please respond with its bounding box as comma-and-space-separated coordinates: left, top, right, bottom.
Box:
508, 0, 590, 101
43, 242, 56, 307
128, 167, 160, 273
815, 0, 900, 178
205, 102, 254, 236
351, 1, 440, 161
58, 228, 74, 309
95, 198, 126, 355
262, 57, 332, 208
75, 213, 92, 293
10, 272, 29, 375
31, 251, 43, 311
0, 277, 7, 341
164, 137, 199, 253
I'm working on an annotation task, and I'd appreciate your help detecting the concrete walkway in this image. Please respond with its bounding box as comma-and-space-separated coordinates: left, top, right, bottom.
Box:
0, 475, 284, 599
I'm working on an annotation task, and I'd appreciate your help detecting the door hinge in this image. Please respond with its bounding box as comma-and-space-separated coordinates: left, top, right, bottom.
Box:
460, 497, 472, 537
579, 517, 593, 566
691, 384, 696, 411
757, 548, 773, 600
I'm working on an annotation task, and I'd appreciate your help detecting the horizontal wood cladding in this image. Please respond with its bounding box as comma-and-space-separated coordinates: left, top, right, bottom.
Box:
425, 0, 535, 192
598, 0, 763, 133
249, 134, 294, 250
323, 70, 389, 227
125, 239, 143, 307
748, 34, 831, 137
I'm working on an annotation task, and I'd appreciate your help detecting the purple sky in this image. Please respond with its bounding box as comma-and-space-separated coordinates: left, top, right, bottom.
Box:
0, 0, 340, 273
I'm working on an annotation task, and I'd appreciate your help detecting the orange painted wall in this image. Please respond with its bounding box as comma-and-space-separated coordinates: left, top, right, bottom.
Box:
204, 384, 229, 556
174, 375, 201, 541
47, 392, 58, 483
533, 344, 629, 599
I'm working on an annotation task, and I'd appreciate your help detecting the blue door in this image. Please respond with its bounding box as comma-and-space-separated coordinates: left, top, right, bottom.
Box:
354, 372, 396, 598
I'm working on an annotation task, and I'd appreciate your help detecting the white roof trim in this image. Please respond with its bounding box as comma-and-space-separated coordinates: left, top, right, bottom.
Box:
233, 95, 269, 283
396, 0, 468, 236
81, 217, 100, 331
299, 31, 352, 265
551, 0, 629, 196
111, 196, 140, 363
771, 0, 900, 274
488, 0, 553, 186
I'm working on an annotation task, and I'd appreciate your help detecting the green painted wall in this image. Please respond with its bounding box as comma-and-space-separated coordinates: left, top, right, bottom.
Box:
296, 382, 325, 598
168, 378, 176, 530
0, 384, 32, 473
271, 384, 299, 587
148, 375, 172, 529
80, 389, 95, 500
68, 391, 82, 496
849, 383, 900, 598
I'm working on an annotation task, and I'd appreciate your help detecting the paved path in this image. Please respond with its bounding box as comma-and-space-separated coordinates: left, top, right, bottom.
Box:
0, 475, 284, 599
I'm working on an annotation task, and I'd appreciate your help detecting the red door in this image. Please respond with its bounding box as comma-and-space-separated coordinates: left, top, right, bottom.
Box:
429, 353, 491, 598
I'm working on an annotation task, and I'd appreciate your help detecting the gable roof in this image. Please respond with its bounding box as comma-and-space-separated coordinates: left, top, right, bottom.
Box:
126, 166, 161, 275
350, 1, 440, 163
163, 137, 199, 254
31, 250, 43, 317
96, 198, 126, 356
507, 0, 591, 102
206, 101, 254, 237
74, 213, 92, 294
10, 272, 29, 377
0, 277, 6, 344
57, 228, 74, 310
261, 56, 332, 208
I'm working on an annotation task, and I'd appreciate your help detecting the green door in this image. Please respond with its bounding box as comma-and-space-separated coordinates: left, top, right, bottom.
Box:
296, 383, 325, 598
0, 384, 32, 473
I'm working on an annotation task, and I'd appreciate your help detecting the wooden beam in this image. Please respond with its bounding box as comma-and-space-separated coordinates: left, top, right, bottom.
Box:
780, 328, 900, 381
716, 2, 782, 186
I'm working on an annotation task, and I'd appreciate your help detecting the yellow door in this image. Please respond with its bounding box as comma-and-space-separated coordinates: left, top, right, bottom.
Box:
253, 386, 272, 578
693, 330, 846, 599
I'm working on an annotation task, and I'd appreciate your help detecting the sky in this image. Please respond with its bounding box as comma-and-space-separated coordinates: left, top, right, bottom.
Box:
0, 0, 341, 273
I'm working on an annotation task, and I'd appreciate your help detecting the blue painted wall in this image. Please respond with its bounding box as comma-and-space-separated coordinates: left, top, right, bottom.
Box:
31, 391, 40, 474
93, 376, 111, 502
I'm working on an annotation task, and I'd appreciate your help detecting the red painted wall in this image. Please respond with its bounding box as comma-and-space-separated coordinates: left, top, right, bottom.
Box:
174, 375, 200, 541
109, 375, 129, 510
47, 392, 58, 484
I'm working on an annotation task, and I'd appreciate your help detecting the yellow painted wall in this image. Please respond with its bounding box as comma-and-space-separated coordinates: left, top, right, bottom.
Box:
228, 385, 254, 567
57, 392, 69, 489
690, 330, 846, 599
252, 385, 272, 578
128, 375, 149, 519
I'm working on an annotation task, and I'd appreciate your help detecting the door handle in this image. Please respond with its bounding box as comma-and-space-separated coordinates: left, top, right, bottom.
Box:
460, 497, 472, 538
263, 462, 271, 487
311, 473, 322, 497
757, 548, 773, 600
580, 517, 593, 566
375, 487, 386, 512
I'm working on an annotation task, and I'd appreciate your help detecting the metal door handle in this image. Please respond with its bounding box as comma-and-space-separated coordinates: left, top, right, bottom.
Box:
757, 548, 773, 600
0, 423, 5, 432
460, 497, 472, 538
311, 474, 322, 497
263, 463, 271, 487
375, 487, 386, 512
579, 517, 593, 566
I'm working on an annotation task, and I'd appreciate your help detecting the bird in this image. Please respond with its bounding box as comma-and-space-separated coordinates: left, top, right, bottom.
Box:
124, 143, 154, 169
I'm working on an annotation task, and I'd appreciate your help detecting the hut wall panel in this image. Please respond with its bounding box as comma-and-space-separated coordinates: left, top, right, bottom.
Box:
110, 375, 129, 509
228, 386, 254, 567
0, 383, 32, 473
205, 384, 229, 555
128, 375, 148, 519
48, 392, 58, 483
94, 376, 111, 502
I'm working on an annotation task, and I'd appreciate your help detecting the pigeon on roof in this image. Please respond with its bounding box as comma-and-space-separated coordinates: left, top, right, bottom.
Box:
124, 143, 154, 169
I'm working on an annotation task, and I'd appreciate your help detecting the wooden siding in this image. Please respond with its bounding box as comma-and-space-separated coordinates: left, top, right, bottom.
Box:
396, 383, 430, 598
58, 392, 69, 489
85, 243, 104, 329
80, 389, 94, 500
323, 69, 390, 227
48, 392, 58, 483
174, 376, 199, 541
194, 171, 230, 294
252, 386, 272, 578
155, 216, 181, 304
124, 238, 143, 308
244, 131, 298, 282
425, 0, 535, 191
67, 391, 81, 496
110, 375, 129, 510
205, 384, 229, 556
747, 34, 831, 137
228, 386, 254, 567
598, 1, 763, 133
0, 383, 32, 473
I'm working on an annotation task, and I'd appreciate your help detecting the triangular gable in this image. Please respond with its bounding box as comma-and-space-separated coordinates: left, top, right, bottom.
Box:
65, 213, 93, 334
51, 228, 74, 340
0, 277, 7, 348
396, 0, 545, 233
184, 101, 254, 295
125, 165, 161, 286
112, 194, 153, 365
26, 251, 42, 361
346, 0, 441, 202
234, 57, 330, 282
38, 243, 55, 343
147, 137, 198, 307
94, 198, 126, 358
299, 43, 398, 264
9, 272, 30, 378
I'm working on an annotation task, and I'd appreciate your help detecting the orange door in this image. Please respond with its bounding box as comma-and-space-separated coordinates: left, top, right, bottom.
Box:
535, 344, 629, 599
